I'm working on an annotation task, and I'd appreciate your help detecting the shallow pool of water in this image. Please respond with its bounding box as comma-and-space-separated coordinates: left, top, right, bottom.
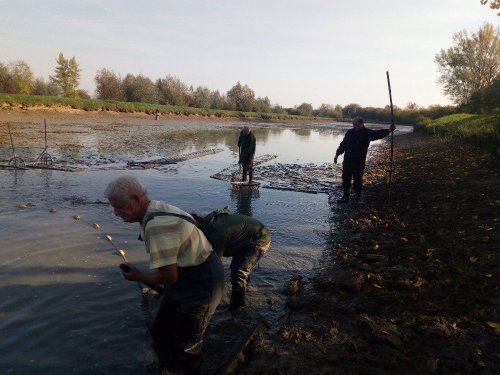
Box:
0, 121, 409, 374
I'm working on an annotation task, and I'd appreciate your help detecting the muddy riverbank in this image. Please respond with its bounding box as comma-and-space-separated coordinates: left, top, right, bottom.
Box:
239, 132, 500, 374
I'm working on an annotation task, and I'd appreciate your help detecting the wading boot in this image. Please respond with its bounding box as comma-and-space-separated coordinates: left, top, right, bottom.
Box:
337, 188, 350, 203
248, 170, 253, 183
229, 290, 246, 311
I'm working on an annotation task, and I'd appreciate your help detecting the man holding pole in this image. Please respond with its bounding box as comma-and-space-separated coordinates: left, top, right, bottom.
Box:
334, 116, 395, 203
237, 126, 256, 183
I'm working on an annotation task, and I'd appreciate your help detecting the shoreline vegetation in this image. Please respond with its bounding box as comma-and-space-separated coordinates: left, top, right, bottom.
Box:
1, 93, 499, 157
0, 93, 321, 121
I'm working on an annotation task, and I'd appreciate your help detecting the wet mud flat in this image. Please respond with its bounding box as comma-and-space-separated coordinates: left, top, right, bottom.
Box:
1, 108, 342, 195
238, 132, 500, 374
0, 108, 238, 169
1, 108, 338, 374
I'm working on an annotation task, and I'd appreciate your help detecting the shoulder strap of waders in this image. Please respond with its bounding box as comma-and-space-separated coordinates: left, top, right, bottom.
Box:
138, 212, 199, 241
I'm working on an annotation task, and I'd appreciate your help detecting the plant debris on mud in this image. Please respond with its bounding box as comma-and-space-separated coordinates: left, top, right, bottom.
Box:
240, 132, 499, 375
2, 111, 498, 374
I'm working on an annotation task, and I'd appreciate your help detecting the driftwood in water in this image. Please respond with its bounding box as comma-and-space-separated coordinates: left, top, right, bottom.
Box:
127, 148, 223, 169
0, 163, 82, 172
0, 163, 28, 170
26, 165, 82, 172
263, 185, 319, 194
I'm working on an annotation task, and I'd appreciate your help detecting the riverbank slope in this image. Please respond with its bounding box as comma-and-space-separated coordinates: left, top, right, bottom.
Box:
240, 131, 499, 374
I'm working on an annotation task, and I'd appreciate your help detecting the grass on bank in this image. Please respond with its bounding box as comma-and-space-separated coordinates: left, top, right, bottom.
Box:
417, 113, 500, 156
0, 93, 315, 121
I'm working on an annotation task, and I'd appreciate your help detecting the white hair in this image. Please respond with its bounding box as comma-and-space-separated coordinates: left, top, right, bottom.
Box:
104, 175, 147, 200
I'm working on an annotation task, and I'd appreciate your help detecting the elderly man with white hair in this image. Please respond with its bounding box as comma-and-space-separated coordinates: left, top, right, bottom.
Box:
104, 175, 224, 374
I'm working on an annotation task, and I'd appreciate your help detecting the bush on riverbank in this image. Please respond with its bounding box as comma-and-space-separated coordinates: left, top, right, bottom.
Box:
416, 113, 500, 156
0, 93, 316, 121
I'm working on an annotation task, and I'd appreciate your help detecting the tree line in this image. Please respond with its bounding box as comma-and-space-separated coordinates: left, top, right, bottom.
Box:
0, 52, 317, 116
1, 21, 498, 121
0, 53, 89, 99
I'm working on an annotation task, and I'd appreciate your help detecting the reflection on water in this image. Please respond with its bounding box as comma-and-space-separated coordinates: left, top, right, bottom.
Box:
230, 187, 260, 216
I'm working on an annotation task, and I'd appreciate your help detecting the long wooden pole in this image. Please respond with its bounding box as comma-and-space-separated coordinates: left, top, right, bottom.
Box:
386, 71, 395, 203
44, 119, 48, 149
8, 123, 16, 155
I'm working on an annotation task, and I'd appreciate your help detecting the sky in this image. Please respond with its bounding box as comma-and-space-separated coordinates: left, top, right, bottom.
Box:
0, 0, 498, 109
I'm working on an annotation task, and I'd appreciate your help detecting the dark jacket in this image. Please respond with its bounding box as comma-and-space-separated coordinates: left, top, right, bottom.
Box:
201, 209, 269, 257
335, 127, 390, 165
238, 131, 256, 164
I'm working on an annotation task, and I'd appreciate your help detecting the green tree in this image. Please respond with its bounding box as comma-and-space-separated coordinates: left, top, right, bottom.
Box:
405, 102, 420, 110
342, 103, 362, 117
122, 74, 159, 103
156, 75, 189, 106
470, 78, 500, 111
296, 102, 313, 116
76, 89, 91, 99
271, 104, 287, 114
50, 52, 81, 97
210, 90, 225, 109
435, 23, 500, 112
317, 103, 338, 118
0, 62, 12, 93
94, 69, 123, 101
9, 61, 34, 94
0, 60, 35, 94
191, 86, 212, 108
227, 82, 255, 112
32, 77, 59, 96
480, 0, 500, 15
31, 77, 46, 95
253, 96, 271, 113
334, 104, 343, 118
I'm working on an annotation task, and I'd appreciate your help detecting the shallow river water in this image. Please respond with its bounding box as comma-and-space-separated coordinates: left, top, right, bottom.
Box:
0, 119, 401, 374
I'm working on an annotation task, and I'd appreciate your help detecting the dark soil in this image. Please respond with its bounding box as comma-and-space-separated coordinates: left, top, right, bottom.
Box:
239, 132, 500, 374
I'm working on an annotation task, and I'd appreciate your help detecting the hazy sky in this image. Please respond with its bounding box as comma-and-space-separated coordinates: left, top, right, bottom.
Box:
0, 0, 498, 108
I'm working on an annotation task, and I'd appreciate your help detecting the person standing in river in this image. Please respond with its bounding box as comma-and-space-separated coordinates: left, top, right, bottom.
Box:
334, 116, 396, 203
104, 176, 224, 374
192, 208, 272, 312
237, 126, 256, 183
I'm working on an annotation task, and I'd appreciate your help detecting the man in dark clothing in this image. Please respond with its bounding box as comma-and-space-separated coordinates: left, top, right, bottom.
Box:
334, 116, 395, 202
193, 208, 271, 311
237, 126, 256, 182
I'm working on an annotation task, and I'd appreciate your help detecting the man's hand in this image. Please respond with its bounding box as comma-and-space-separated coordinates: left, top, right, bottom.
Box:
334, 155, 338, 164
390, 123, 396, 132
120, 262, 141, 281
